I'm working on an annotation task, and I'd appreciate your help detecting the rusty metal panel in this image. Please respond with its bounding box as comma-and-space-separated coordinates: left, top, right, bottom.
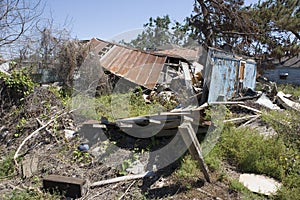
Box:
157, 47, 201, 61
135, 55, 157, 85
124, 53, 151, 84
145, 57, 167, 88
117, 51, 141, 75
207, 56, 239, 102
90, 38, 167, 89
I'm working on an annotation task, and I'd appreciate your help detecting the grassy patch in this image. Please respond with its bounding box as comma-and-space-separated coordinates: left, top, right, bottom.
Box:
2, 189, 61, 200
71, 89, 171, 122
204, 102, 300, 198
0, 153, 15, 179
175, 154, 201, 189
219, 125, 286, 180
277, 84, 300, 100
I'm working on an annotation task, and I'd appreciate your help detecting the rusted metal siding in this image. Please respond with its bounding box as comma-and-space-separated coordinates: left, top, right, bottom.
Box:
157, 47, 201, 61
89, 38, 167, 89
207, 57, 240, 102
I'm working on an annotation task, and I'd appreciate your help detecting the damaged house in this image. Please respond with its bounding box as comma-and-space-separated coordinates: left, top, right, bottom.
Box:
85, 38, 257, 104
86, 38, 198, 101
263, 53, 300, 85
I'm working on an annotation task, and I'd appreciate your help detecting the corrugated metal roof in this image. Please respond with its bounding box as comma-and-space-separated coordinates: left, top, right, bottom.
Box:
156, 47, 202, 62
89, 38, 167, 89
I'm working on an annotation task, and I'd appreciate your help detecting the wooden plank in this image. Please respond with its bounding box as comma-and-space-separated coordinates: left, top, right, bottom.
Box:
223, 115, 260, 124
43, 175, 86, 198
208, 101, 245, 105
179, 122, 210, 182
277, 91, 300, 111
237, 104, 262, 114
90, 171, 154, 188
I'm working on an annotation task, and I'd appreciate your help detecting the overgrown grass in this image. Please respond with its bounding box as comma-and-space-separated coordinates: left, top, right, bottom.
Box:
204, 106, 300, 199
219, 126, 286, 180
175, 154, 201, 189
2, 189, 61, 200
277, 84, 300, 100
71, 89, 171, 122
0, 153, 15, 179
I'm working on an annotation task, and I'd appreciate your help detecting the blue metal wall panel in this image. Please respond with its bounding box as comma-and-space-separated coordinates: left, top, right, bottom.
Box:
208, 57, 239, 102
204, 48, 257, 103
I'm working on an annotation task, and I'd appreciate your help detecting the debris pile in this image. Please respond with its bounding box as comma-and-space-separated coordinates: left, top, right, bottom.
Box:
1, 41, 299, 199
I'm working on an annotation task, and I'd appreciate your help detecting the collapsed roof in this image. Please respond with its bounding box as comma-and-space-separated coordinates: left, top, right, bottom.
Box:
88, 38, 191, 90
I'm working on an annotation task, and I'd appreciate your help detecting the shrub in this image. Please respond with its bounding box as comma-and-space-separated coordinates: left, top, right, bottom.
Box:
219, 125, 286, 181
0, 69, 35, 101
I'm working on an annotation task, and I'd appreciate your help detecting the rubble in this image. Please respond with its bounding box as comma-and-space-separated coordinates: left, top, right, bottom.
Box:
256, 93, 281, 110
1, 39, 299, 199
276, 91, 300, 111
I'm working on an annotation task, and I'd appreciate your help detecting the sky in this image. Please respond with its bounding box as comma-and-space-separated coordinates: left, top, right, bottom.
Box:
42, 0, 258, 42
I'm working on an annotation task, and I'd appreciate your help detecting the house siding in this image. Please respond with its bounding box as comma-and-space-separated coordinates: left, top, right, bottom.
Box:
263, 67, 300, 85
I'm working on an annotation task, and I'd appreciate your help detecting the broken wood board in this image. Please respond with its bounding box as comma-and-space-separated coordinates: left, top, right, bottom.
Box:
239, 173, 282, 196
277, 91, 300, 111
179, 121, 210, 182
43, 175, 86, 198
90, 171, 154, 188
237, 104, 262, 114
223, 115, 260, 124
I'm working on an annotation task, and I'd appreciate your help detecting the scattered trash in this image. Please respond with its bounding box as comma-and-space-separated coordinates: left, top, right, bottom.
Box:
63, 129, 76, 140
276, 91, 300, 111
126, 160, 145, 175
43, 175, 86, 198
78, 143, 89, 152
256, 93, 281, 110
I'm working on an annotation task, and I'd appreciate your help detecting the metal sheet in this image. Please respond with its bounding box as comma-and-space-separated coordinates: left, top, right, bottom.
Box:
244, 62, 257, 89
205, 47, 257, 103
89, 38, 167, 89
157, 47, 201, 61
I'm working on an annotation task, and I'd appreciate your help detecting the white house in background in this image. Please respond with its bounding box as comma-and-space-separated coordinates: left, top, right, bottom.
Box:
263, 54, 300, 85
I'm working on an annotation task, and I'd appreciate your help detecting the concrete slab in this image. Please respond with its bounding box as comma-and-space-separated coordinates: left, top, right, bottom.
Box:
239, 173, 282, 195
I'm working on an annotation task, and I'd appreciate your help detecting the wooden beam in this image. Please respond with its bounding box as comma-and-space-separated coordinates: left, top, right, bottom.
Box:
179, 121, 210, 182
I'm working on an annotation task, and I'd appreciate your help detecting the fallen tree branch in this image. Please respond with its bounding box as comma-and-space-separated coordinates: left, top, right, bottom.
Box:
90, 171, 154, 188
13, 108, 77, 169
36, 118, 59, 143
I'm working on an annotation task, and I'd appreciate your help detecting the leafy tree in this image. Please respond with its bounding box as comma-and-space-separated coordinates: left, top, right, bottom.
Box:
190, 0, 300, 59
122, 15, 197, 50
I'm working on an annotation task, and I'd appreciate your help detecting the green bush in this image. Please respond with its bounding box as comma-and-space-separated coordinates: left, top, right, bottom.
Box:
0, 154, 15, 179
71, 89, 168, 122
219, 126, 286, 181
0, 69, 35, 100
